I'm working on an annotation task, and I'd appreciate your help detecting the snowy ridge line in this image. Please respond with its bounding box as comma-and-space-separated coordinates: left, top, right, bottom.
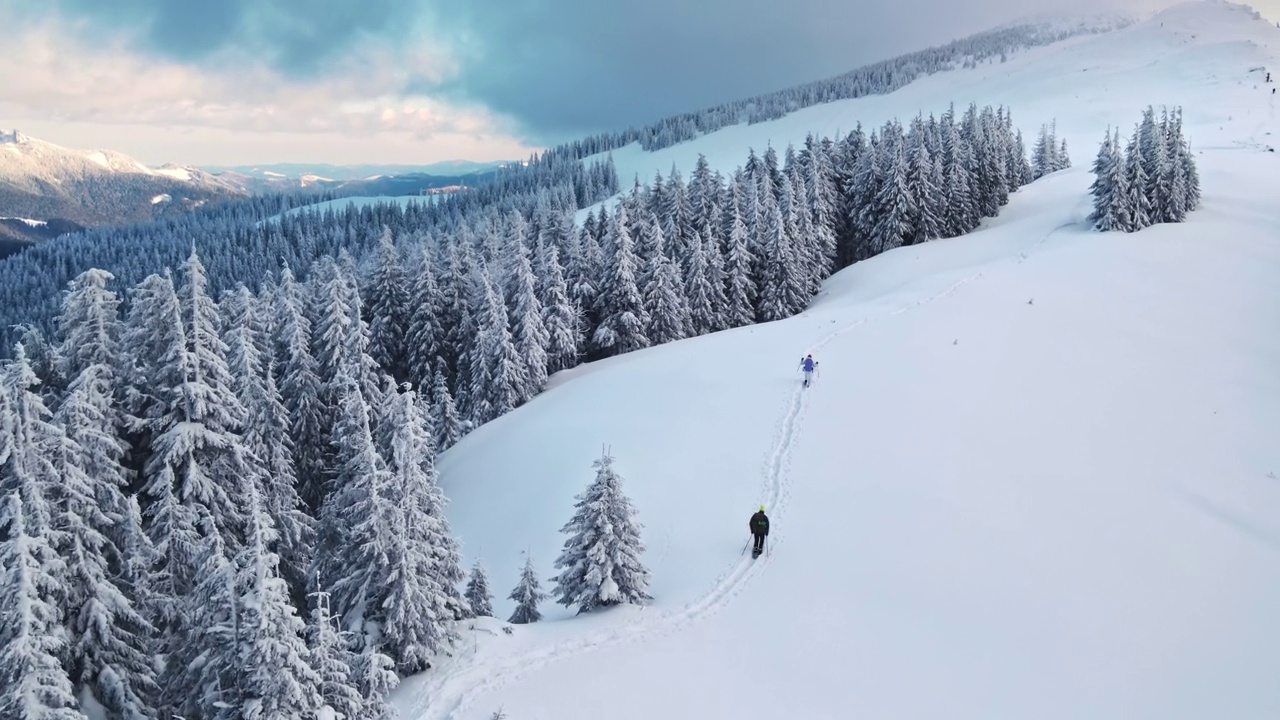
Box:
407, 265, 993, 720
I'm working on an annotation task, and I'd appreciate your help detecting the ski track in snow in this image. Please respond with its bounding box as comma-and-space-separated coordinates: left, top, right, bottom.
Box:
408, 227, 1071, 720
408, 210, 1080, 719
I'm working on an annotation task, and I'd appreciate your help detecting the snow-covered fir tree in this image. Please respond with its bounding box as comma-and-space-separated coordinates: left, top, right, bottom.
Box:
272, 262, 329, 513
508, 235, 549, 401
469, 269, 527, 427
380, 386, 465, 672
364, 228, 411, 382
52, 366, 158, 719
0, 493, 86, 720
312, 372, 396, 637
552, 451, 652, 614
1088, 106, 1198, 233
536, 239, 583, 376
507, 553, 546, 625
465, 559, 495, 618
235, 481, 324, 719
591, 205, 650, 357
429, 365, 464, 452
307, 590, 364, 720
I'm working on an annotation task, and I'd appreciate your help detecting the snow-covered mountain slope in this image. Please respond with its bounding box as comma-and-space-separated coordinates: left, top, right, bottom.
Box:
588, 1, 1278, 195
0, 130, 246, 233
394, 3, 1280, 719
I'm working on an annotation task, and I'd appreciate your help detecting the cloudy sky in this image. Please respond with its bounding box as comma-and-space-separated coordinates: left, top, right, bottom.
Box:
1, 0, 1274, 166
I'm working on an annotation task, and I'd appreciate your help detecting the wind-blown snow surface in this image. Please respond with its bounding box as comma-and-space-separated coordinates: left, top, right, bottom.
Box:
396, 4, 1280, 719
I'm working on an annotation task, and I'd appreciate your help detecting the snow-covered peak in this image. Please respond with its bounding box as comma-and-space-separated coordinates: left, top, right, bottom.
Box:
0, 129, 26, 145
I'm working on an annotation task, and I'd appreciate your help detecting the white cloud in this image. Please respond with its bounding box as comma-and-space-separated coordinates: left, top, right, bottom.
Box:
0, 8, 537, 164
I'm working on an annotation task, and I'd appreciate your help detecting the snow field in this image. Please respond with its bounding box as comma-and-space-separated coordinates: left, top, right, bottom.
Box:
395, 4, 1280, 719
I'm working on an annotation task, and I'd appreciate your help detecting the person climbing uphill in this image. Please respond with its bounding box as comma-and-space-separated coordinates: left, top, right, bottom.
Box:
798, 354, 819, 387
749, 505, 770, 557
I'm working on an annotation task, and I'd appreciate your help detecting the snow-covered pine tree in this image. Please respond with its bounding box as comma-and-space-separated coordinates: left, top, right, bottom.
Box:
351, 643, 399, 720
722, 181, 758, 328
591, 205, 651, 357
54, 268, 122, 385
0, 345, 67, 602
536, 238, 583, 376
235, 481, 323, 719
1089, 127, 1126, 232
683, 227, 724, 336
468, 269, 527, 427
52, 366, 158, 719
406, 243, 444, 385
1173, 107, 1200, 212
429, 365, 464, 452
380, 386, 462, 672
226, 284, 314, 587
870, 140, 916, 255
1123, 127, 1153, 231
307, 590, 363, 720
551, 451, 651, 614
273, 262, 329, 514
0, 493, 85, 720
1031, 122, 1057, 179
507, 553, 546, 625
167, 515, 239, 720
118, 495, 163, 654
756, 189, 806, 322
1057, 138, 1071, 171
312, 253, 382, 414
364, 228, 411, 382
143, 251, 252, 552
905, 133, 943, 245
312, 372, 396, 638
508, 235, 549, 402
465, 559, 495, 618
801, 138, 839, 279
1010, 129, 1034, 187
639, 216, 692, 345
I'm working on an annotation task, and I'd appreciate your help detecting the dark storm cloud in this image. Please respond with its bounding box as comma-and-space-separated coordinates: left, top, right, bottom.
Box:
431, 0, 1154, 144
16, 0, 1151, 142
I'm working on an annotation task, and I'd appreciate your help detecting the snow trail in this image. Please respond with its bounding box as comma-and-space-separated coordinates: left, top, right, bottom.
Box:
408, 260, 994, 720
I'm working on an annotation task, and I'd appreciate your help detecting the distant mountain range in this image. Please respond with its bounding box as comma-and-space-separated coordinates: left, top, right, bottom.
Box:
199, 160, 510, 181
0, 129, 509, 251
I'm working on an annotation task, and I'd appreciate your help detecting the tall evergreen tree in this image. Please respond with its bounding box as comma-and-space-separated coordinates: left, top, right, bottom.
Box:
469, 270, 527, 427
313, 373, 394, 637
273, 263, 328, 514
551, 451, 651, 614
537, 240, 583, 376
380, 386, 463, 672
465, 559, 495, 618
53, 367, 157, 719
142, 252, 252, 555
640, 217, 692, 345
722, 184, 758, 328
507, 553, 546, 625
0, 493, 86, 720
591, 205, 651, 357
405, 243, 444, 385
235, 482, 323, 720
226, 285, 314, 587
55, 268, 122, 385
429, 366, 464, 452
307, 590, 363, 720
364, 228, 411, 382
508, 236, 549, 402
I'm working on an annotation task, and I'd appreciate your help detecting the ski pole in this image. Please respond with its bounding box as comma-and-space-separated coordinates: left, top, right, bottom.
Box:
740, 538, 749, 556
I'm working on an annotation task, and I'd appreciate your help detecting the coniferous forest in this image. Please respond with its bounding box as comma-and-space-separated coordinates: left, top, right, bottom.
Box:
1088, 106, 1201, 232
2, 101, 1067, 718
